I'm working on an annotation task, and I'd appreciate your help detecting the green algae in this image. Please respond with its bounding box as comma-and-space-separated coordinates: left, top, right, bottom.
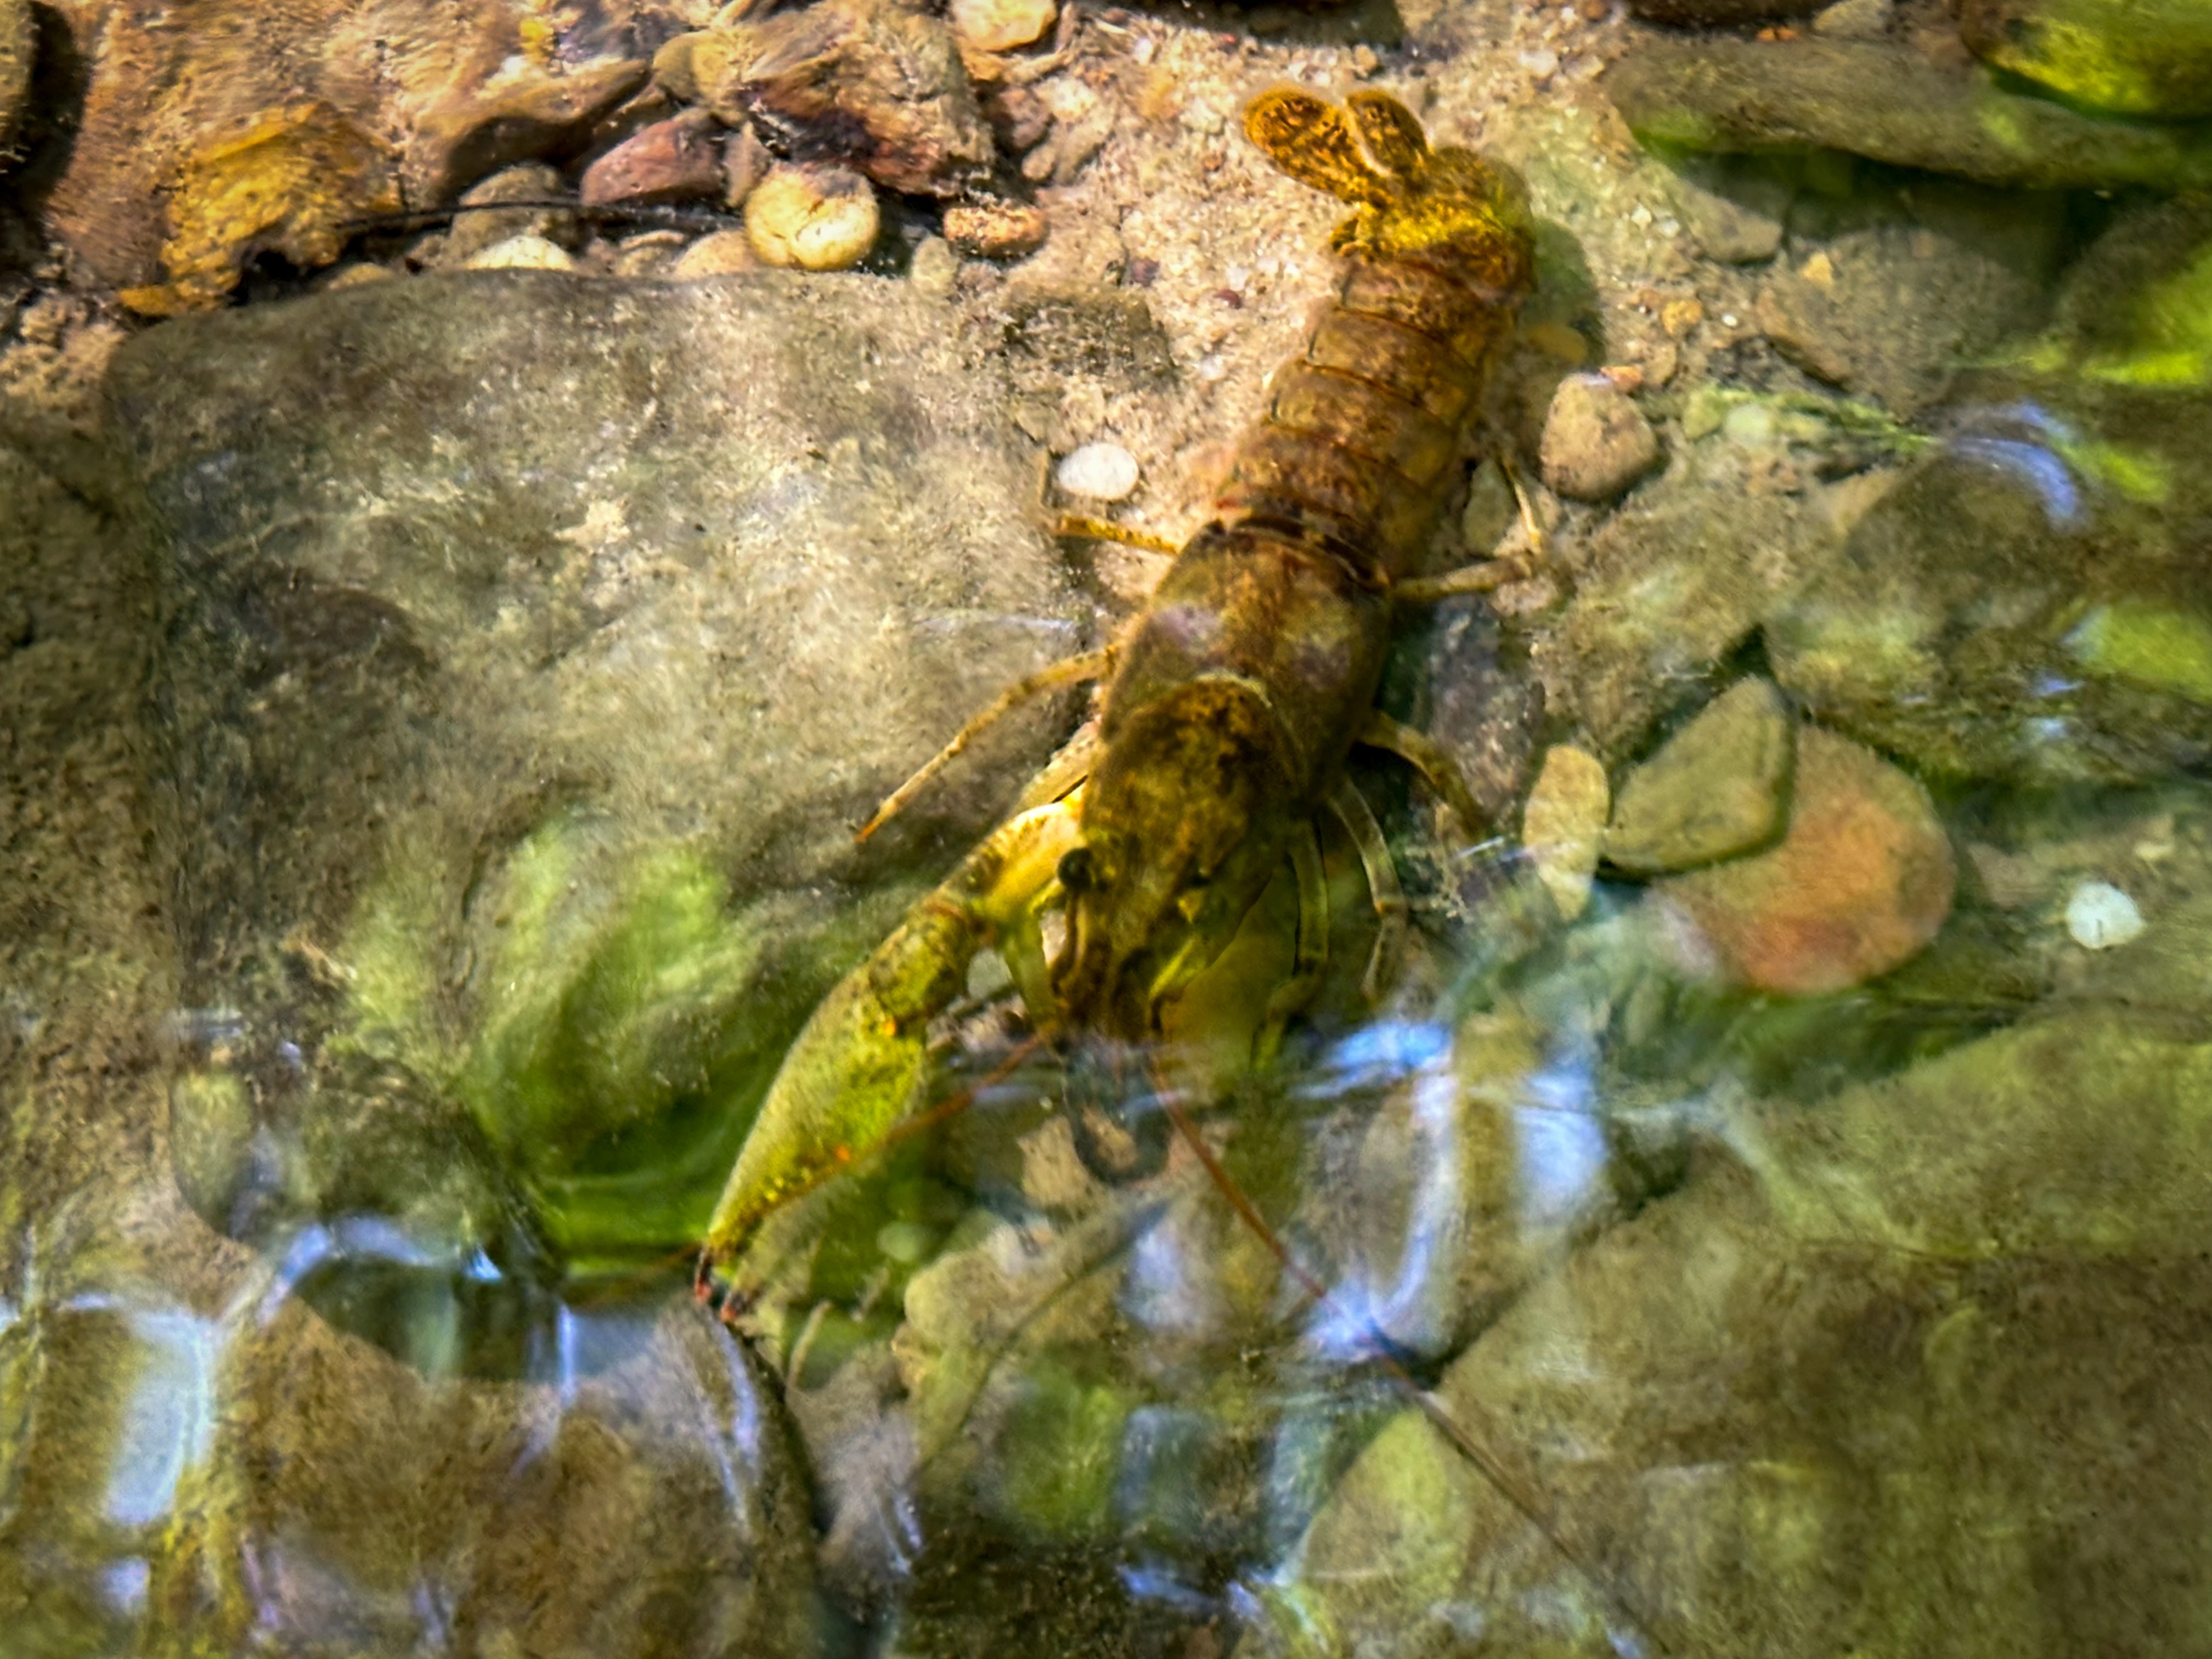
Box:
2064, 600, 2212, 703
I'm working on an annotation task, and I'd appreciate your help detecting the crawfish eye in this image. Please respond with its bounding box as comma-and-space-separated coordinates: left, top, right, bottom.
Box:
1057, 845, 1098, 893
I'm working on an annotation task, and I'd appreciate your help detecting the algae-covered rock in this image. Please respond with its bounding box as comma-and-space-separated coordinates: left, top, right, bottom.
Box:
1957, 0, 2212, 120
1764, 199, 2212, 784
1609, 37, 2212, 192
1266, 994, 2212, 1656
111, 270, 1083, 1282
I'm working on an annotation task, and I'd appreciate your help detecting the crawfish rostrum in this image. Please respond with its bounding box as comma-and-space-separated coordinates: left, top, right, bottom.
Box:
698, 84, 1534, 1291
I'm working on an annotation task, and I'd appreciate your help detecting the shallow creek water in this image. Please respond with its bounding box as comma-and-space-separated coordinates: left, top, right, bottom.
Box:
3, 0, 2211, 1653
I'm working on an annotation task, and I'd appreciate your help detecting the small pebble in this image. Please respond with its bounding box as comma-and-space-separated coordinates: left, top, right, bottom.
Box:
580, 109, 725, 207
1056, 442, 1141, 501
746, 163, 879, 270
672, 230, 760, 279
320, 263, 396, 291
444, 163, 575, 266
465, 234, 575, 271
1522, 745, 1611, 922
2065, 880, 2145, 950
1539, 373, 1661, 501
951, 0, 1057, 52
943, 199, 1049, 259
721, 123, 771, 211
909, 234, 959, 298
1606, 678, 1793, 874
1722, 402, 1777, 448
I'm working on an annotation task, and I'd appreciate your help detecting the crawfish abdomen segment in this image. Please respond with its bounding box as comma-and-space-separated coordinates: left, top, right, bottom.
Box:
1218, 257, 1522, 582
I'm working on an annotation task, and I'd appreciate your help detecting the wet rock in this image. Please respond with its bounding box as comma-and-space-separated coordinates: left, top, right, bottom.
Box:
1753, 191, 2059, 416
1812, 0, 1894, 34
723, 121, 772, 208
909, 233, 959, 296
1055, 441, 1138, 501
111, 270, 1082, 1272
672, 228, 759, 277
0, 0, 29, 155
411, 58, 653, 202
118, 104, 401, 315
1270, 996, 2212, 1656
1628, 0, 1823, 22
580, 108, 726, 206
1539, 374, 1661, 501
1957, 0, 2212, 119
746, 162, 880, 269
466, 231, 576, 269
665, 0, 994, 198
950, 0, 1057, 54
1609, 37, 2212, 191
1654, 727, 1954, 994
1764, 198, 2212, 783
1536, 450, 1837, 762
1667, 157, 1791, 265
2066, 878, 2145, 949
154, 1293, 822, 1656
443, 162, 578, 267
943, 198, 1049, 259
44, 0, 645, 292
611, 228, 692, 276
1606, 677, 1795, 876
1523, 745, 1611, 922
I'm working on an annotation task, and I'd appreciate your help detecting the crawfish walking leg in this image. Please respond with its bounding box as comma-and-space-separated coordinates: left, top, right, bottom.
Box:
855, 647, 1116, 842
1356, 708, 1488, 843
1256, 819, 1332, 1067
1326, 775, 1407, 1002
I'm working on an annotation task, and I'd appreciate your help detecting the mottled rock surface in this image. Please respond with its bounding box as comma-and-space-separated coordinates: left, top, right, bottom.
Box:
0, 0, 29, 155
1655, 727, 1954, 994
1957, 0, 2212, 117
1539, 374, 1662, 500
666, 0, 994, 197
111, 270, 1082, 1273
1610, 37, 2212, 191
1606, 676, 1793, 876
44, 0, 646, 294
1272, 990, 2212, 1656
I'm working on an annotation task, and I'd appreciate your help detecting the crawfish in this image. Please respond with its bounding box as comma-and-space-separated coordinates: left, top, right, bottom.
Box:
698, 86, 1536, 1299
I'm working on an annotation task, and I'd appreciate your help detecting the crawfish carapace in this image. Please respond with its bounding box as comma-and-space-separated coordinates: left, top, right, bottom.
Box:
1047, 89, 1536, 1046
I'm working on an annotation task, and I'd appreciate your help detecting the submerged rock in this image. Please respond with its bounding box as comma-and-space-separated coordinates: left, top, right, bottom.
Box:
157, 1296, 821, 1655
0, 0, 29, 155
1752, 187, 2060, 416
46, 0, 646, 294
1765, 196, 2212, 784
1271, 984, 2212, 1655
1956, 0, 2212, 119
1606, 677, 1795, 876
112, 270, 1082, 1282
746, 162, 881, 269
1522, 746, 1611, 922
441, 162, 578, 267
1654, 727, 1954, 994
580, 108, 727, 206
1539, 374, 1662, 501
1609, 37, 2212, 192
663, 0, 994, 198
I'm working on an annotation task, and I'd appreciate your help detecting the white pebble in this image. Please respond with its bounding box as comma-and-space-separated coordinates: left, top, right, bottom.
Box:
1722, 403, 1776, 448
465, 234, 574, 272
1056, 442, 1140, 501
2065, 879, 2145, 950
